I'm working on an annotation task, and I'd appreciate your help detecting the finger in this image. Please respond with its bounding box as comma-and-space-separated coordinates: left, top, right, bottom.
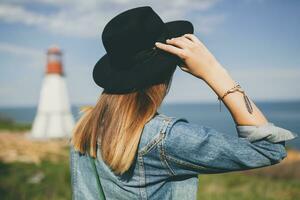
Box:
183, 34, 201, 44
170, 36, 194, 47
166, 38, 188, 49
179, 36, 194, 47
155, 42, 185, 58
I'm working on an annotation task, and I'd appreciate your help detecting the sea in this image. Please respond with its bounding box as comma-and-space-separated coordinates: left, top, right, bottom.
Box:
0, 100, 299, 150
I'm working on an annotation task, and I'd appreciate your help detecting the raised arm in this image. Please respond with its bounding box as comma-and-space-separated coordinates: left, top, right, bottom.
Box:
155, 34, 267, 126
154, 34, 298, 175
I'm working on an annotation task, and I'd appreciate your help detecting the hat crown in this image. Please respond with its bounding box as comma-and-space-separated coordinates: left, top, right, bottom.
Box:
93, 6, 194, 94
101, 6, 167, 69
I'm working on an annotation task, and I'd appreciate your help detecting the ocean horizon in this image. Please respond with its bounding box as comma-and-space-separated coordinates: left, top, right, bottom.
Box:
0, 100, 299, 150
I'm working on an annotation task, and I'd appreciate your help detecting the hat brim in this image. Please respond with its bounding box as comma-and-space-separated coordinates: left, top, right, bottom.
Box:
93, 20, 194, 94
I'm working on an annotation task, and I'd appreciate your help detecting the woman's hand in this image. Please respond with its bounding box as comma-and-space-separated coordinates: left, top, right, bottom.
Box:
155, 34, 223, 80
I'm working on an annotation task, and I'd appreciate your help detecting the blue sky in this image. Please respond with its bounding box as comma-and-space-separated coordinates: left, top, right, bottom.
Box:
0, 0, 299, 107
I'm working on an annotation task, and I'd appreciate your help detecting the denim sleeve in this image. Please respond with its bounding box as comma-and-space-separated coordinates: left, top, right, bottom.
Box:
163, 121, 298, 176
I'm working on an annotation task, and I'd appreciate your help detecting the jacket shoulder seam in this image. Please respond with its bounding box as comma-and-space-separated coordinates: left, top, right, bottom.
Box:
159, 117, 189, 176
159, 117, 177, 176
138, 132, 164, 156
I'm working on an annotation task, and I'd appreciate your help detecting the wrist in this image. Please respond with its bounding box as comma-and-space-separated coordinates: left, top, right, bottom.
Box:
201, 61, 226, 80
203, 66, 237, 98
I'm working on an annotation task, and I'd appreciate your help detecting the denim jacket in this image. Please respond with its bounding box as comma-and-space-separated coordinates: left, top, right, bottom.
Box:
70, 112, 298, 200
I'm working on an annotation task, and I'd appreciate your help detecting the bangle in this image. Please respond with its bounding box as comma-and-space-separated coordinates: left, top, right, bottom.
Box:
217, 84, 253, 114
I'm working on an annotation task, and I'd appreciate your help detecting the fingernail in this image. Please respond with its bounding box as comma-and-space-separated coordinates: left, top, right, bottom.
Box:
155, 42, 160, 45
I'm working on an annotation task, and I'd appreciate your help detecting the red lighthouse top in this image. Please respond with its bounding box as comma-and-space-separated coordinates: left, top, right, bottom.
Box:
46, 45, 64, 75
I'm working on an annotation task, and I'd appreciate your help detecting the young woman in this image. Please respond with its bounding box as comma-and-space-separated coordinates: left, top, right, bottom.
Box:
70, 6, 297, 200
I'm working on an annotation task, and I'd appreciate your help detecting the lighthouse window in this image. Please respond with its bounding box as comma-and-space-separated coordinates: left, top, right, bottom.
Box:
48, 54, 61, 62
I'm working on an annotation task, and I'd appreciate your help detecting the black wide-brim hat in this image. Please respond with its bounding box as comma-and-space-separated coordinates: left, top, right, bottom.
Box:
93, 6, 194, 94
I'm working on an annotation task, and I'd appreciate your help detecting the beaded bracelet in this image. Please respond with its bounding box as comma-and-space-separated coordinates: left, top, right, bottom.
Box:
217, 84, 253, 114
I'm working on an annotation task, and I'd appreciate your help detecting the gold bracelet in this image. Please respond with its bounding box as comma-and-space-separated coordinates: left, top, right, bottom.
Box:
217, 84, 253, 114
218, 84, 241, 101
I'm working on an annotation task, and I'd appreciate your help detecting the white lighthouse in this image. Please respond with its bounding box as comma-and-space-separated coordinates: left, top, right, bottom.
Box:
30, 46, 75, 139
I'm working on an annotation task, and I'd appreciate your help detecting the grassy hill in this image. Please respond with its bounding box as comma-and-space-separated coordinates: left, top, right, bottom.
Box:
0, 131, 300, 200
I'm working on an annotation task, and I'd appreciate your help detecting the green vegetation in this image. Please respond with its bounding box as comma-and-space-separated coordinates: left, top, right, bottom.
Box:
0, 160, 71, 200
0, 122, 31, 131
0, 147, 300, 200
197, 173, 300, 200
1, 158, 300, 200
0, 115, 31, 131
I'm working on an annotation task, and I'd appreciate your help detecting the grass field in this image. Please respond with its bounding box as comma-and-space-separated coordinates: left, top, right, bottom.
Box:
1, 157, 300, 200
0, 116, 31, 132
0, 121, 31, 131
197, 173, 300, 200
0, 121, 299, 200
0, 160, 71, 200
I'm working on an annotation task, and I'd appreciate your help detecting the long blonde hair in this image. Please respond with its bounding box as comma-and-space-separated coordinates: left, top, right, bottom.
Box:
71, 75, 173, 175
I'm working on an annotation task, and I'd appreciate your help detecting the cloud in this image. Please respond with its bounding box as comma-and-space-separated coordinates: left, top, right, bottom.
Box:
0, 0, 223, 38
0, 42, 42, 57
0, 42, 44, 68
193, 14, 225, 34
